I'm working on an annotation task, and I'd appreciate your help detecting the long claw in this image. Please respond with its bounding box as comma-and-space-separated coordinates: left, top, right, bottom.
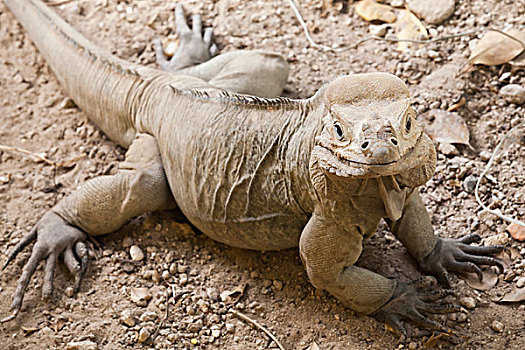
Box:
153, 38, 168, 69
74, 241, 89, 292
458, 234, 481, 245
419, 303, 461, 315
420, 289, 455, 302
175, 3, 189, 34
203, 27, 213, 46
3, 227, 37, 270
461, 244, 504, 256
0, 310, 19, 323
191, 13, 202, 34
42, 253, 57, 300
384, 314, 407, 338
408, 309, 454, 334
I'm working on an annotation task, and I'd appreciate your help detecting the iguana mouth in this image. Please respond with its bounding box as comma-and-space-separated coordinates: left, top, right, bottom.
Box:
317, 133, 422, 167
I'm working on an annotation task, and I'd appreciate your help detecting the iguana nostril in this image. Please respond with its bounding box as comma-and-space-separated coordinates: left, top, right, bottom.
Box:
361, 141, 370, 150
390, 138, 398, 146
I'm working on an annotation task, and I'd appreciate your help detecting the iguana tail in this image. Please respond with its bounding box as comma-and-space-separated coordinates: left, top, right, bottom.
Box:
3, 0, 157, 147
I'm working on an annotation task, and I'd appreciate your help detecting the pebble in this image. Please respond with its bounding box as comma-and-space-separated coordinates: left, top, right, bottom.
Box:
130, 288, 152, 306
121, 310, 136, 327
273, 280, 284, 291
65, 287, 75, 298
179, 273, 188, 285
370, 24, 388, 37
66, 341, 98, 350
438, 142, 459, 156
406, 0, 455, 24
129, 245, 144, 261
138, 328, 150, 343
479, 150, 492, 161
169, 262, 178, 275
460, 296, 476, 309
225, 323, 236, 333
516, 277, 525, 288
408, 342, 417, 350
161, 270, 170, 280
188, 319, 203, 333
463, 175, 478, 194
122, 237, 133, 248
140, 311, 158, 322
500, 84, 525, 105
491, 320, 504, 333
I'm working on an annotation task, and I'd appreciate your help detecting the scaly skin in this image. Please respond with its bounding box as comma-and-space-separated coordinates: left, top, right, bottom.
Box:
2, 0, 504, 336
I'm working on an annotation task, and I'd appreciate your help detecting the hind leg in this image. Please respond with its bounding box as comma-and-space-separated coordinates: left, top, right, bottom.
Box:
154, 3, 289, 97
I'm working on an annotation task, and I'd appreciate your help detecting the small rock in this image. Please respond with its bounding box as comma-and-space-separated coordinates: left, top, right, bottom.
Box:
59, 97, 77, 109
479, 150, 492, 162
463, 175, 478, 193
121, 310, 136, 327
65, 287, 75, 298
491, 320, 504, 333
130, 288, 152, 306
177, 265, 188, 273
427, 49, 440, 59
188, 319, 203, 333
179, 273, 188, 285
408, 342, 417, 350
66, 340, 98, 350
211, 329, 221, 338
129, 245, 144, 261
225, 323, 235, 333
262, 280, 272, 288
273, 280, 284, 291
406, 0, 455, 24
140, 311, 158, 322
438, 142, 459, 156
122, 237, 133, 248
500, 84, 525, 105
161, 270, 170, 280
516, 277, 525, 288
460, 296, 476, 309
370, 24, 388, 37
456, 313, 467, 322
169, 262, 178, 274
138, 328, 150, 343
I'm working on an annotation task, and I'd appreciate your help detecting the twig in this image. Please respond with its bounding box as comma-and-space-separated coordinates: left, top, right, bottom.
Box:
150, 284, 188, 344
229, 308, 286, 350
0, 144, 85, 167
285, 0, 480, 52
48, 0, 76, 6
475, 119, 525, 227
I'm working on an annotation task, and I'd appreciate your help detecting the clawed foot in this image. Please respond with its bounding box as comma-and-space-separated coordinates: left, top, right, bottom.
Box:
373, 277, 461, 338
1, 211, 88, 322
421, 234, 504, 288
154, 3, 218, 73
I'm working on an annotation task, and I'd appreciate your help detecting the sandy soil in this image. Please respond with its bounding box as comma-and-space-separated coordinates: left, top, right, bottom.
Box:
0, 0, 524, 349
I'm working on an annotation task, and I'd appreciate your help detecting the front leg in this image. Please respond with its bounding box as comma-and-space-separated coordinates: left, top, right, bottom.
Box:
388, 190, 504, 288
300, 213, 458, 336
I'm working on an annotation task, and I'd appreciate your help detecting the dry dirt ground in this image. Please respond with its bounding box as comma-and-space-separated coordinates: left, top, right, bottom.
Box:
0, 0, 524, 349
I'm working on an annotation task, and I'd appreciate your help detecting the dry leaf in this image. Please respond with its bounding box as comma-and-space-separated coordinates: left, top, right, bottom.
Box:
423, 332, 446, 348
394, 8, 427, 51
495, 247, 520, 269
21, 326, 40, 336
499, 285, 525, 303
468, 29, 525, 66
506, 222, 525, 241
307, 341, 320, 350
219, 284, 246, 304
355, 0, 396, 23
421, 109, 471, 146
459, 270, 498, 291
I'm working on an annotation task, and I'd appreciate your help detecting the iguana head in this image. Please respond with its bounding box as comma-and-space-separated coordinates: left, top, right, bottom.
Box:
310, 73, 436, 197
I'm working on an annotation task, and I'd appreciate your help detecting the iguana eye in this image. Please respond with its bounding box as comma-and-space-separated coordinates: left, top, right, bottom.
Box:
333, 122, 345, 141
405, 116, 412, 133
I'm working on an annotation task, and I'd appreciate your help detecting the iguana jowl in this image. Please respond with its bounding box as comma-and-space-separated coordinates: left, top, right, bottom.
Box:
2, 0, 504, 335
